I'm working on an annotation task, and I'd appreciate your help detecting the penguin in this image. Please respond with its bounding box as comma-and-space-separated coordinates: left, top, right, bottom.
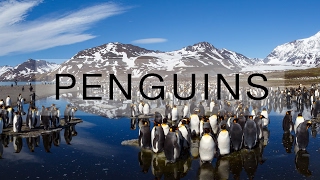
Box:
35, 108, 40, 128
199, 128, 216, 162
182, 103, 189, 118
294, 113, 304, 134
7, 106, 14, 125
282, 111, 293, 133
217, 124, 230, 156
190, 110, 200, 136
243, 115, 258, 150
161, 118, 170, 136
138, 101, 144, 114
131, 104, 138, 117
178, 119, 191, 149
209, 114, 218, 135
164, 127, 181, 163
0, 118, 3, 134
261, 115, 269, 128
5, 96, 11, 107
151, 121, 165, 153
254, 115, 263, 140
52, 107, 60, 127
139, 119, 151, 149
154, 111, 163, 124
209, 100, 215, 113
42, 108, 51, 130
171, 105, 178, 122
229, 118, 243, 151
296, 120, 312, 151
70, 107, 77, 120
238, 113, 246, 130
165, 104, 172, 120
13, 112, 22, 133
143, 102, 150, 116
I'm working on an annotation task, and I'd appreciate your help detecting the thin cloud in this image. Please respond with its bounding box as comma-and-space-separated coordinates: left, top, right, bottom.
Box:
132, 38, 168, 44
0, 0, 127, 56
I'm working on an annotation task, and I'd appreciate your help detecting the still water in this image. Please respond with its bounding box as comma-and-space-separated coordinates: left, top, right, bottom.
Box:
1, 97, 320, 179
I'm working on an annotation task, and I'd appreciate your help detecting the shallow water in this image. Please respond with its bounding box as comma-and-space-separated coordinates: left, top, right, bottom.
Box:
1, 97, 320, 179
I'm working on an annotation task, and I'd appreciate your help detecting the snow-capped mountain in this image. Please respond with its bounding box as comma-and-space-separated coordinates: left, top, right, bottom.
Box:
46, 42, 254, 81
264, 31, 320, 65
0, 65, 13, 77
0, 59, 60, 81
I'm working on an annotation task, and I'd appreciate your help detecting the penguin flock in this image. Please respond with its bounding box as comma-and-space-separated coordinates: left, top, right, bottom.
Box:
0, 94, 78, 134
127, 82, 320, 178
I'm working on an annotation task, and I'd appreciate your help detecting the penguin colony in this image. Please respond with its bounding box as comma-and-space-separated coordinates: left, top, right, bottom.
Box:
0, 94, 78, 134
131, 82, 320, 165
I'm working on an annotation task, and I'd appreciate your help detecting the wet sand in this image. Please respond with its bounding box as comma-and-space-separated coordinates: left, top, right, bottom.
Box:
0, 84, 80, 107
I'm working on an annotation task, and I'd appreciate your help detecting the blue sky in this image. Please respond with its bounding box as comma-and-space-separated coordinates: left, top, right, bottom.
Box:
1, 0, 320, 66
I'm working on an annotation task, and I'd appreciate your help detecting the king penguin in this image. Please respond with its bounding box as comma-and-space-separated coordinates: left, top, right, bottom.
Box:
190, 109, 200, 137
229, 118, 243, 151
294, 113, 304, 134
139, 119, 151, 149
171, 105, 179, 122
164, 127, 181, 163
243, 115, 258, 150
178, 119, 191, 149
217, 124, 230, 156
7, 106, 14, 125
209, 114, 218, 135
151, 121, 165, 153
0, 118, 3, 134
199, 128, 216, 162
282, 111, 293, 133
296, 120, 312, 151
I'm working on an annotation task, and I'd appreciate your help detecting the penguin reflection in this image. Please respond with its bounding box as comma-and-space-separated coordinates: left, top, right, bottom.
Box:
42, 133, 52, 153
241, 149, 258, 180
151, 153, 165, 179
130, 117, 138, 130
229, 151, 243, 180
214, 156, 230, 180
138, 149, 152, 173
282, 132, 294, 153
53, 131, 61, 147
26, 137, 36, 152
163, 152, 191, 180
64, 125, 73, 145
1, 134, 9, 148
197, 162, 215, 180
295, 145, 312, 177
13, 136, 23, 153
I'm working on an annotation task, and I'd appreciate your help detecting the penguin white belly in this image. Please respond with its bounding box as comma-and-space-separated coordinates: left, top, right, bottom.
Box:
209, 115, 218, 134
183, 106, 189, 117
199, 120, 204, 135
13, 115, 18, 132
179, 126, 189, 148
171, 108, 178, 121
190, 115, 200, 135
143, 104, 149, 115
217, 131, 230, 156
8, 110, 13, 124
262, 118, 269, 127
209, 102, 215, 112
151, 127, 158, 152
199, 135, 215, 162
294, 117, 305, 133
261, 110, 269, 119
138, 104, 143, 114
162, 124, 169, 136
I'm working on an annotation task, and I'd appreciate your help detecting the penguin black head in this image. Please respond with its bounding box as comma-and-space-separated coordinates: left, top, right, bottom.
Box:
260, 115, 265, 119
286, 111, 291, 115
298, 113, 302, 117
219, 116, 224, 121
221, 124, 227, 130
233, 118, 239, 123
263, 108, 266, 111
162, 118, 168, 124
248, 115, 254, 120
203, 128, 211, 134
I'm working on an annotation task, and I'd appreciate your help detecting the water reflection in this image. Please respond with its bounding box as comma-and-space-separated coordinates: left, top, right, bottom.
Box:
295, 148, 312, 177
0, 123, 80, 158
